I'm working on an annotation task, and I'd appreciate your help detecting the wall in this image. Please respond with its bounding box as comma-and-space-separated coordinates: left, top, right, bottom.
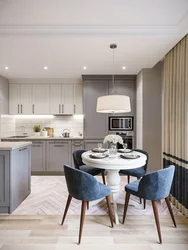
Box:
136, 71, 143, 148
136, 62, 163, 173
14, 115, 83, 137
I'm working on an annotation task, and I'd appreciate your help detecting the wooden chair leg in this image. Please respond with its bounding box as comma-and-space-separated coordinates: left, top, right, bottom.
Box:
127, 175, 130, 184
151, 200, 162, 244
106, 195, 114, 227
165, 197, 176, 227
61, 194, 72, 225
78, 201, 87, 244
137, 177, 142, 204
144, 199, 146, 209
102, 172, 106, 185
122, 192, 130, 224
87, 201, 89, 210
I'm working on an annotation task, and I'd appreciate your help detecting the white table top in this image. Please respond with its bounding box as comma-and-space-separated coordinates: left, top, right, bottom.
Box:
82, 150, 147, 170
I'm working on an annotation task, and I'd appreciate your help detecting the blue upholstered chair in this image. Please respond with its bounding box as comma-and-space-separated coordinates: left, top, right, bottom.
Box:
122, 165, 176, 244
120, 149, 149, 208
61, 164, 113, 244
73, 149, 106, 184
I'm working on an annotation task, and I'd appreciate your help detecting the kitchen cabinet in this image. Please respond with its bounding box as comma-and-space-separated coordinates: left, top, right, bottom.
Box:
84, 139, 106, 151
49, 83, 82, 114
74, 83, 83, 114
83, 80, 108, 138
32, 84, 49, 114
46, 141, 71, 172
9, 84, 32, 114
72, 140, 84, 166
31, 141, 46, 172
0, 76, 9, 115
0, 144, 31, 214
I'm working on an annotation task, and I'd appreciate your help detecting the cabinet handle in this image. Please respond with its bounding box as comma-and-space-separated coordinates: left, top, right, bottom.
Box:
19, 148, 27, 151
74, 104, 76, 113
33, 104, 34, 113
62, 104, 64, 113
59, 104, 61, 113
18, 104, 19, 113
21, 104, 23, 113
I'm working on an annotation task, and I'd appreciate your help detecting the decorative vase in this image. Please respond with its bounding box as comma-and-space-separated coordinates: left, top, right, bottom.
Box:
34, 132, 40, 136
110, 142, 117, 155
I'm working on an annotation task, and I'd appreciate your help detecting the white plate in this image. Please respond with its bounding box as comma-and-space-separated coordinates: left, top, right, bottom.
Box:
118, 148, 132, 153
89, 153, 108, 159
92, 148, 107, 153
120, 153, 140, 159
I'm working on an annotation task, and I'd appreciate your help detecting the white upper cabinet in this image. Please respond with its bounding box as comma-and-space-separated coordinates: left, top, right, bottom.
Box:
49, 83, 83, 115
32, 84, 49, 114
74, 83, 83, 114
9, 84, 32, 114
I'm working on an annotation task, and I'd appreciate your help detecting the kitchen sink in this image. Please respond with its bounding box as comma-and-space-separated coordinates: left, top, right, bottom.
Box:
9, 136, 29, 138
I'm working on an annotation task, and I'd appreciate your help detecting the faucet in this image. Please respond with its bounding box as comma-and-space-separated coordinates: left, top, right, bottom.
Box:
20, 125, 27, 136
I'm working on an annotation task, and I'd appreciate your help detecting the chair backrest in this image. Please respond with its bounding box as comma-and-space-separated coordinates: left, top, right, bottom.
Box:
138, 165, 175, 200
133, 149, 148, 172
64, 164, 101, 201
73, 149, 87, 169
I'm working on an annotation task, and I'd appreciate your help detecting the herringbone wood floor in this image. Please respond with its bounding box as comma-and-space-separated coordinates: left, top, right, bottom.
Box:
13, 176, 180, 216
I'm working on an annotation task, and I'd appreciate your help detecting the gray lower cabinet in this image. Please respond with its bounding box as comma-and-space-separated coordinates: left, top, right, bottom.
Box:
84, 139, 106, 150
0, 146, 31, 214
31, 141, 46, 172
46, 141, 71, 172
71, 140, 84, 166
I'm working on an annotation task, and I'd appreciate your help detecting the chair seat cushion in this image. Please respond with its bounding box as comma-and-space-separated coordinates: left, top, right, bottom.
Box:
125, 179, 140, 196
79, 165, 105, 176
120, 167, 146, 178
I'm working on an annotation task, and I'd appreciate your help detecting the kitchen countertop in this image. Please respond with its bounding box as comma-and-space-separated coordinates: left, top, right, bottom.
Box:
0, 141, 32, 150
1, 136, 84, 140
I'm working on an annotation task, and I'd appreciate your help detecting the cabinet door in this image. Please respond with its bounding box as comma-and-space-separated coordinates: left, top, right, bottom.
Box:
71, 140, 84, 166
46, 141, 71, 172
49, 84, 62, 114
84, 139, 105, 151
33, 84, 49, 114
84, 81, 108, 138
74, 83, 83, 114
9, 84, 20, 114
31, 141, 45, 172
0, 151, 9, 207
20, 84, 32, 114
62, 84, 74, 114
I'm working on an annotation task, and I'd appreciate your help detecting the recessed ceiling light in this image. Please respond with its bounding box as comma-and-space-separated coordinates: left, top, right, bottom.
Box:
44, 66, 48, 70
4, 66, 9, 70
122, 66, 126, 70
83, 66, 87, 70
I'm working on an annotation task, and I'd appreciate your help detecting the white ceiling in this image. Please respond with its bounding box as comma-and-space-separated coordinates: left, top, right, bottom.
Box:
0, 0, 188, 79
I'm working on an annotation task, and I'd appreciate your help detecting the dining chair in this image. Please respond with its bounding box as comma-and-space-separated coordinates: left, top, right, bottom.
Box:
119, 149, 149, 208
73, 149, 106, 184
122, 165, 176, 244
61, 164, 114, 244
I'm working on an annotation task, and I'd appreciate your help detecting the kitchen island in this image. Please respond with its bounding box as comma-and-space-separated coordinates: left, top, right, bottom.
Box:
0, 141, 32, 214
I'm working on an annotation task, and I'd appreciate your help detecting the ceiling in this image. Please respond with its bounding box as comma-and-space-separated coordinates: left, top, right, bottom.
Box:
0, 0, 188, 79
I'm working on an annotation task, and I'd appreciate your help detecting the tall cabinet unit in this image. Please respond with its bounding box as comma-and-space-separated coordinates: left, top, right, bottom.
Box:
9, 84, 32, 114
83, 79, 108, 139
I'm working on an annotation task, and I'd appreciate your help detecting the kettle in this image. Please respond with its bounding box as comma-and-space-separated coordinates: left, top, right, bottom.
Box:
62, 129, 70, 138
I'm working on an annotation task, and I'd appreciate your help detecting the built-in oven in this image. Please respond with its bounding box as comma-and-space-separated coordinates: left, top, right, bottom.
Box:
109, 116, 133, 131
116, 132, 134, 149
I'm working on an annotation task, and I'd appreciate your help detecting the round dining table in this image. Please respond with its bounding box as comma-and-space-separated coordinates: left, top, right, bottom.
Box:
82, 150, 147, 224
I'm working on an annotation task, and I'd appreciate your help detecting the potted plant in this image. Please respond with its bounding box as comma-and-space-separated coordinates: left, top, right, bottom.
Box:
33, 125, 41, 136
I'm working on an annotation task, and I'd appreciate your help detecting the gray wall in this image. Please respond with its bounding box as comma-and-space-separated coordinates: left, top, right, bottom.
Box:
136, 62, 163, 172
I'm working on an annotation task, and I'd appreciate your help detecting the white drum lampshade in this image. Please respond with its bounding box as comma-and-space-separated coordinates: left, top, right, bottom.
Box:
96, 95, 131, 113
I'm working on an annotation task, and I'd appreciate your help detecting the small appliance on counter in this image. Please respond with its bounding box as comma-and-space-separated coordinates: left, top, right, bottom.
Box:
62, 129, 70, 138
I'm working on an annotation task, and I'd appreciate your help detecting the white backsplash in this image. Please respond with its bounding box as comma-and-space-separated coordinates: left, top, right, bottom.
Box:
1, 115, 15, 138
14, 115, 83, 137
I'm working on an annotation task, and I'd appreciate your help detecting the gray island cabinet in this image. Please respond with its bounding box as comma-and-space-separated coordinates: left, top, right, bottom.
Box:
0, 142, 32, 214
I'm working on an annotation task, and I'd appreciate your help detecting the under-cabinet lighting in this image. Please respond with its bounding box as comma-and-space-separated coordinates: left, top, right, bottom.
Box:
14, 115, 54, 119
73, 114, 84, 119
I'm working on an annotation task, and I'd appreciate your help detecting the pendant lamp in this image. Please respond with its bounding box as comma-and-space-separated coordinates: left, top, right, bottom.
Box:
96, 44, 131, 113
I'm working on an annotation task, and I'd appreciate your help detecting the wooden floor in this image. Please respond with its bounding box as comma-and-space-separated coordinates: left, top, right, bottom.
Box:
0, 215, 188, 249
13, 176, 181, 216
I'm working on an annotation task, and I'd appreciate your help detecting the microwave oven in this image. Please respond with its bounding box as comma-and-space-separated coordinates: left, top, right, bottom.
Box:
109, 116, 134, 131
